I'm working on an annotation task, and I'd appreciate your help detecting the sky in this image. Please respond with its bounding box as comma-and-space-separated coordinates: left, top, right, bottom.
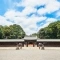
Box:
0, 0, 60, 35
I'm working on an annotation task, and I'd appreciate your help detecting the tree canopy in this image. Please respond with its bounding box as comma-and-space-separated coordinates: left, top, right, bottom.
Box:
0, 24, 25, 39
30, 33, 37, 37
38, 21, 60, 39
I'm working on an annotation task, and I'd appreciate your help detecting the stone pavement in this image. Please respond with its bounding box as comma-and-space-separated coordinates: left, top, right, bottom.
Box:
0, 47, 60, 60
0, 47, 60, 50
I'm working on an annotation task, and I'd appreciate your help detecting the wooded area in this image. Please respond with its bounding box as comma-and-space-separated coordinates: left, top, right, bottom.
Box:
0, 24, 25, 39
0, 21, 60, 39
38, 21, 60, 39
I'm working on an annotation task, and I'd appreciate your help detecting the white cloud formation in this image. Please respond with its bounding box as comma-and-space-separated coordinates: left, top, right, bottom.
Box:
38, 18, 57, 30
0, 16, 13, 26
56, 10, 60, 18
0, 0, 60, 35
37, 0, 60, 15
4, 9, 57, 35
21, 7, 36, 16
16, 0, 50, 8
45, 0, 60, 13
16, 0, 60, 16
4, 10, 47, 35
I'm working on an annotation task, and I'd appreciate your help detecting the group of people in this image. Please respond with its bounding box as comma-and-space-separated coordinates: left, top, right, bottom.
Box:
16, 43, 22, 50
38, 43, 45, 50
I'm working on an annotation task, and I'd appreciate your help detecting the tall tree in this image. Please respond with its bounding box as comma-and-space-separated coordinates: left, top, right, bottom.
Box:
38, 21, 60, 39
3, 26, 11, 39
9, 24, 25, 39
0, 24, 25, 39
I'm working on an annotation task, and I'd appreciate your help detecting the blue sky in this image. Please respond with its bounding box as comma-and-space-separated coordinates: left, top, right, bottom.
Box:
0, 0, 60, 35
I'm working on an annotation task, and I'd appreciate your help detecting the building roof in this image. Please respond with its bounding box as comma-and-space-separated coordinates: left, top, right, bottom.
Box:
37, 39, 60, 42
24, 36, 37, 40
0, 38, 60, 42
0, 39, 24, 42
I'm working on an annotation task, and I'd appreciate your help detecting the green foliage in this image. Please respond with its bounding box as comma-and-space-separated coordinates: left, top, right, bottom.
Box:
38, 28, 45, 38
38, 21, 60, 39
0, 24, 25, 39
3, 26, 11, 38
0, 28, 3, 39
0, 25, 4, 39
30, 33, 37, 37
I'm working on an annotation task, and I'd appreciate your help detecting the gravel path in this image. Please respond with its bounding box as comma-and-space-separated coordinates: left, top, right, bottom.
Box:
0, 47, 60, 60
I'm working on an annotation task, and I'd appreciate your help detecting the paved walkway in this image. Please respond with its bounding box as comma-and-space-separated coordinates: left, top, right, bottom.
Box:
0, 47, 60, 50
0, 47, 60, 60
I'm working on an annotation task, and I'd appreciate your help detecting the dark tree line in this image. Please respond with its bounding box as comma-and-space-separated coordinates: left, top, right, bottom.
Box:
0, 24, 25, 39
38, 21, 60, 39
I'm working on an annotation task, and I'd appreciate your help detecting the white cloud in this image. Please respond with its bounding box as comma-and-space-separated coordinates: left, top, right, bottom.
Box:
37, 0, 60, 15
37, 8, 47, 15
0, 0, 60, 35
4, 10, 16, 19
0, 16, 13, 26
56, 10, 60, 18
4, 10, 47, 35
21, 7, 36, 16
46, 18, 57, 23
16, 0, 47, 7
38, 18, 57, 31
45, 0, 60, 13
15, 0, 60, 16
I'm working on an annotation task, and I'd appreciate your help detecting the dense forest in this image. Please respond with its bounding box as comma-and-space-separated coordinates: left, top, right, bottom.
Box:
38, 21, 60, 39
0, 24, 25, 39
